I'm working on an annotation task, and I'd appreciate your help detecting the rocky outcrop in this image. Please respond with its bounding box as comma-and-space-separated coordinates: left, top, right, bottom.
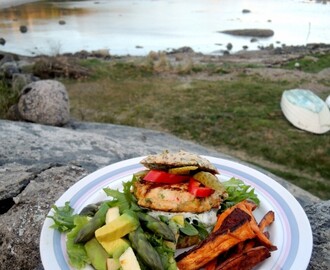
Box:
0, 120, 328, 269
220, 29, 274, 38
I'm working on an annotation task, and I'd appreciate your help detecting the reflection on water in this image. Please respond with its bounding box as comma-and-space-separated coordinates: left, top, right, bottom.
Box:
0, 0, 329, 56
0, 1, 98, 55
0, 3, 86, 19
0, 2, 90, 28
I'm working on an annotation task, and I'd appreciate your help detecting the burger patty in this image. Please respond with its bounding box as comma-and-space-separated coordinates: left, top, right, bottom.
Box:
133, 180, 223, 213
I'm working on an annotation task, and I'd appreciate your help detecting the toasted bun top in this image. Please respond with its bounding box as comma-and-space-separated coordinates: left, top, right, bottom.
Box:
140, 150, 219, 174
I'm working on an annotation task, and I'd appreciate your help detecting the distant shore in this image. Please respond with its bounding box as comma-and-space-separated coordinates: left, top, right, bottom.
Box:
0, 0, 36, 9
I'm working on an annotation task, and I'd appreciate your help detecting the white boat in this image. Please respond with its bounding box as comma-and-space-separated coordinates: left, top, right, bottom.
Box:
280, 89, 330, 134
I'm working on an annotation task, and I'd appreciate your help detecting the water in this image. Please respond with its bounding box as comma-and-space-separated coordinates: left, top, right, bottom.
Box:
0, 0, 329, 56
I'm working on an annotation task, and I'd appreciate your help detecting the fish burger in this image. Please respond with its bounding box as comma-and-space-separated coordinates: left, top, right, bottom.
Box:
132, 150, 228, 248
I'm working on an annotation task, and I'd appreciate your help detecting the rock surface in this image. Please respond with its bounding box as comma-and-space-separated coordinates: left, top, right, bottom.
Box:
0, 119, 328, 269
305, 200, 330, 270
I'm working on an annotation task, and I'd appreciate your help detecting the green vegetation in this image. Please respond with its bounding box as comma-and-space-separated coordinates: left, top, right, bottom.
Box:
1, 51, 330, 199
282, 52, 330, 73
0, 80, 19, 118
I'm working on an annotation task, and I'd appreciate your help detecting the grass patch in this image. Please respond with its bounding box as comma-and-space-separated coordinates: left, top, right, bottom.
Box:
0, 79, 19, 117
79, 59, 154, 80
282, 52, 330, 73
262, 168, 329, 200
63, 58, 330, 199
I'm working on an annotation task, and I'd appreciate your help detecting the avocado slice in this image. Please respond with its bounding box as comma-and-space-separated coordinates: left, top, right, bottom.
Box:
99, 238, 130, 258
84, 238, 109, 270
95, 212, 139, 242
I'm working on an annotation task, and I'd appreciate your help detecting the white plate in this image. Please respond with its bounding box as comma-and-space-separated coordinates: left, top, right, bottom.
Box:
40, 156, 313, 270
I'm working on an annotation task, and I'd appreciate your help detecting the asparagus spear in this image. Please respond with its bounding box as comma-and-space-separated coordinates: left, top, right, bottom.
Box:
129, 227, 164, 270
74, 202, 109, 243
137, 212, 176, 242
79, 203, 101, 217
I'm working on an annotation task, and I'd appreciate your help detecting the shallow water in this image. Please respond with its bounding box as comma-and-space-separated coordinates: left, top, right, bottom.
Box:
0, 0, 329, 56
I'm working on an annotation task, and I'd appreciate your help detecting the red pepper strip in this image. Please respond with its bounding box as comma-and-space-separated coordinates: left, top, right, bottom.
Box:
143, 170, 190, 184
188, 178, 214, 197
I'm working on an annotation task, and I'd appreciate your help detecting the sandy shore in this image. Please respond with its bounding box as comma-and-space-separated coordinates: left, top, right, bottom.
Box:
0, 0, 36, 9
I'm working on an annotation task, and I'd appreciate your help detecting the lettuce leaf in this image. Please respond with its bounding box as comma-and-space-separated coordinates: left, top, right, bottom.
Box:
103, 177, 140, 213
48, 202, 77, 232
66, 215, 91, 269
222, 177, 260, 210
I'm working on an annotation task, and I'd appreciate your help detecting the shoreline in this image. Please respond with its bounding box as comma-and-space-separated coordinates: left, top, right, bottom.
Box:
0, 0, 36, 9
2, 42, 330, 62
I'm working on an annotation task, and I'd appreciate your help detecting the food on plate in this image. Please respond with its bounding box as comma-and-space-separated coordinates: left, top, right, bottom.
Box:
176, 200, 277, 270
134, 150, 228, 248
213, 246, 271, 270
140, 150, 219, 174
118, 247, 141, 270
74, 202, 109, 243
84, 238, 109, 270
47, 150, 276, 270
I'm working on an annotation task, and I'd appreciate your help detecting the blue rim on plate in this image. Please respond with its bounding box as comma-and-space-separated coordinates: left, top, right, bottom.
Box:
40, 156, 313, 270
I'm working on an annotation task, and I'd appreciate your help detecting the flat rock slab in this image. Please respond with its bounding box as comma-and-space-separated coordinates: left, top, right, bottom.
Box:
220, 29, 274, 38
305, 200, 330, 270
0, 164, 87, 270
0, 120, 327, 269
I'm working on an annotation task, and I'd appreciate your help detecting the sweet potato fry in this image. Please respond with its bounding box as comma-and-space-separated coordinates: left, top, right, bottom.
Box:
215, 246, 271, 270
263, 231, 270, 239
215, 201, 276, 251
176, 208, 256, 270
258, 210, 275, 231
204, 261, 216, 270
204, 239, 258, 270
177, 201, 277, 270
203, 201, 259, 270
213, 200, 257, 232
242, 239, 257, 252
239, 204, 277, 251
235, 241, 246, 254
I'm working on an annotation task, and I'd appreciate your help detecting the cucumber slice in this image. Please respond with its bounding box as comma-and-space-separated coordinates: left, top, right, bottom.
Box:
192, 171, 226, 193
